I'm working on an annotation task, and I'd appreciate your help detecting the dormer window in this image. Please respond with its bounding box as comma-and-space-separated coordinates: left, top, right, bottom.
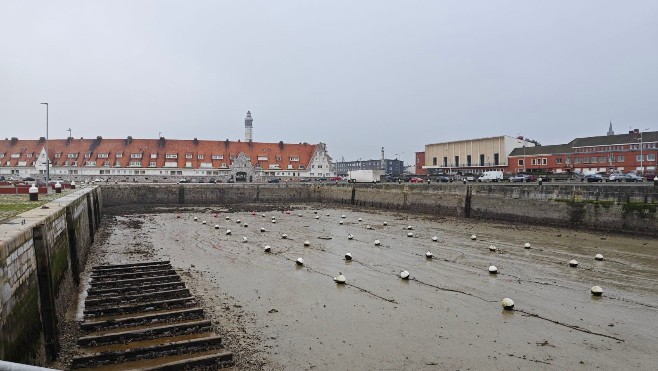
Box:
116, 153, 123, 158
130, 153, 142, 159
165, 153, 178, 159
26, 153, 33, 158
185, 153, 193, 159
85, 152, 92, 158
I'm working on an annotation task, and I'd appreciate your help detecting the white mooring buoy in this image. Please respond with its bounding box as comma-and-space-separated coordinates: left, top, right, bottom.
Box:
425, 251, 433, 259
260, 227, 266, 232
315, 215, 320, 220
489, 265, 498, 274
242, 236, 248, 243
569, 259, 579, 267
296, 257, 304, 266
432, 236, 438, 242
348, 234, 354, 240
407, 232, 413, 237
202, 220, 207, 225
282, 233, 288, 239
470, 234, 477, 240
214, 225, 220, 229
400, 270, 410, 280
303, 240, 310, 246
339, 220, 344, 225
383, 222, 388, 226
591, 285, 603, 296
334, 272, 346, 284
345, 253, 353, 261
489, 245, 497, 252
407, 225, 413, 230
225, 229, 232, 235
595, 253, 604, 261
193, 216, 198, 221
264, 245, 271, 253
374, 239, 381, 246
524, 242, 531, 249
501, 298, 514, 310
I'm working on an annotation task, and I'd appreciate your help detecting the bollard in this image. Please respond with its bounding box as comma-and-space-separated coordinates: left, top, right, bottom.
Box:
654, 177, 658, 187
538, 177, 543, 186
29, 184, 39, 201
463, 179, 466, 185
427, 179, 431, 185
55, 181, 62, 194
71, 180, 76, 189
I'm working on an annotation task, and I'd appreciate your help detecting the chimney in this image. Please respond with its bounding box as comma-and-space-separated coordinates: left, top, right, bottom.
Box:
381, 147, 385, 170
193, 137, 199, 145
159, 136, 166, 147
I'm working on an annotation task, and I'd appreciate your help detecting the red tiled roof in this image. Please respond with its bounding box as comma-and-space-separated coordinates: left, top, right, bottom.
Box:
0, 138, 318, 170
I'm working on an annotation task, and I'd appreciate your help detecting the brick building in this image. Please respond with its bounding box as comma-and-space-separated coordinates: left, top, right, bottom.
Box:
508, 128, 658, 175
0, 136, 334, 182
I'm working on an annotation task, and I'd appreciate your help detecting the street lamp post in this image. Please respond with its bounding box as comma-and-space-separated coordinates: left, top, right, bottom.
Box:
40, 103, 49, 190
67, 128, 72, 180
639, 128, 650, 174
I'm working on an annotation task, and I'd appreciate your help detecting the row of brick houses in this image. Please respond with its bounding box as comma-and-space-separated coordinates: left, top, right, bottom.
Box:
0, 136, 335, 181
416, 127, 658, 176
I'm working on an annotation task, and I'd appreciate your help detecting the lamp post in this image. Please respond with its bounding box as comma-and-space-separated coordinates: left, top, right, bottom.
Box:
40, 103, 49, 190
639, 128, 650, 174
67, 128, 72, 181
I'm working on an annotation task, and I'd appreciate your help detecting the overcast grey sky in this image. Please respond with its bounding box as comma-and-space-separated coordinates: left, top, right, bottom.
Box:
1, 1, 656, 164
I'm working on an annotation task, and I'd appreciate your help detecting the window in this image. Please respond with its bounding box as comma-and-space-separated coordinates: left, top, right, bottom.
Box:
116, 153, 123, 158
290, 156, 300, 162
480, 154, 485, 166
149, 162, 156, 167
591, 157, 597, 163
220, 162, 227, 168
432, 157, 437, 166
647, 154, 656, 161
129, 161, 141, 167
86, 161, 96, 166
84, 152, 92, 158
443, 157, 448, 167
185, 161, 192, 167
151, 153, 157, 159
54, 153, 61, 158
164, 161, 178, 167
493, 153, 499, 165
166, 154, 177, 159
542, 158, 547, 165
185, 153, 193, 159
574, 158, 582, 164
212, 154, 223, 160
636, 155, 643, 161
617, 155, 624, 162
556, 158, 562, 164
67, 153, 77, 158
518, 159, 524, 166
98, 153, 109, 158
454, 156, 459, 167
0, 153, 4, 158
466, 155, 472, 166
131, 153, 142, 159
200, 162, 213, 168
26, 153, 33, 158
197, 154, 204, 160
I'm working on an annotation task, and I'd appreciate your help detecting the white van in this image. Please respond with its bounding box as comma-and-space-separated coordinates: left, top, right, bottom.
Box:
478, 171, 503, 182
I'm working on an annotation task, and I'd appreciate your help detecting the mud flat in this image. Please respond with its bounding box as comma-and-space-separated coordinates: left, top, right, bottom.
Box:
56, 204, 658, 370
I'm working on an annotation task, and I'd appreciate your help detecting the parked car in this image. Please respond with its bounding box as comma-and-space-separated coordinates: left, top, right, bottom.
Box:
606, 174, 623, 182
178, 178, 188, 183
464, 174, 476, 182
436, 175, 453, 183
623, 173, 644, 182
410, 177, 424, 183
208, 178, 216, 183
510, 174, 536, 182
268, 178, 281, 183
478, 171, 503, 182
23, 176, 36, 181
299, 178, 311, 182
330, 176, 343, 181
584, 174, 603, 182
645, 173, 656, 181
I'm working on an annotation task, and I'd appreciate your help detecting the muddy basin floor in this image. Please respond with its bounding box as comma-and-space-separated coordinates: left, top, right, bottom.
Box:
56, 204, 658, 370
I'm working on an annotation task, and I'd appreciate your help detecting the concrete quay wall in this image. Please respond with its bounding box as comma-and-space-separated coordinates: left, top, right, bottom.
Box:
0, 187, 101, 365
101, 183, 658, 236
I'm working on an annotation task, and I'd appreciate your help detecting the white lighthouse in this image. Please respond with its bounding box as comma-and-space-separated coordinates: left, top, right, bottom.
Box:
245, 111, 253, 142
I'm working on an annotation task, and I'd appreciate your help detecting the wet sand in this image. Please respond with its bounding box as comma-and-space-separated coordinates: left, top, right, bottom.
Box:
62, 204, 658, 370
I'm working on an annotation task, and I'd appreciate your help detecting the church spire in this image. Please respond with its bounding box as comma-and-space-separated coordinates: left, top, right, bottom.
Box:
607, 121, 614, 136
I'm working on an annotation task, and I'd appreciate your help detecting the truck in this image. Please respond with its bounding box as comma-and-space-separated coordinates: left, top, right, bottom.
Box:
477, 170, 503, 182
347, 170, 384, 183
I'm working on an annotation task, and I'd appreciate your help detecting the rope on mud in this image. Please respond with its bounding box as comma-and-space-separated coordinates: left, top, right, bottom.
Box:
514, 309, 625, 342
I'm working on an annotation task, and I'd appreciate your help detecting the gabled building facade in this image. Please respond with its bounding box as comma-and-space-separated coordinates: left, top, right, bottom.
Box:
0, 136, 334, 181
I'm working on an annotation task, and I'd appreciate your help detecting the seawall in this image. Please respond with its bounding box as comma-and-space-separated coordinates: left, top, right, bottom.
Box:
102, 183, 658, 236
0, 187, 102, 364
